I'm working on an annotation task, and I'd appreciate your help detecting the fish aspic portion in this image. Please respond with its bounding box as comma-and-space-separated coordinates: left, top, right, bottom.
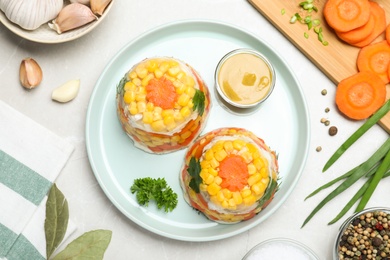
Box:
180, 127, 279, 223
116, 57, 211, 154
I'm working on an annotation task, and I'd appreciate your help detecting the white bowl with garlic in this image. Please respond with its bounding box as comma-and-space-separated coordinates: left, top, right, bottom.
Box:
0, 0, 113, 43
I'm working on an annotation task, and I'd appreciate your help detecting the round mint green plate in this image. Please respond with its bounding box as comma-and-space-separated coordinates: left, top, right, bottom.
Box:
86, 20, 310, 241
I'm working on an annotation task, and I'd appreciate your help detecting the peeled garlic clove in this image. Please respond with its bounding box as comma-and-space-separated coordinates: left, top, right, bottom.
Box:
52, 79, 80, 103
48, 3, 98, 34
19, 58, 43, 89
90, 0, 112, 16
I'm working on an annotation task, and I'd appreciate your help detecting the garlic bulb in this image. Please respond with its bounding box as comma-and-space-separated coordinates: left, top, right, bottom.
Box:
0, 0, 63, 30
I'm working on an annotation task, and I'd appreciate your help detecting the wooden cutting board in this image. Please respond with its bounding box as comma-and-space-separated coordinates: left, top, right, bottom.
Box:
248, 0, 390, 132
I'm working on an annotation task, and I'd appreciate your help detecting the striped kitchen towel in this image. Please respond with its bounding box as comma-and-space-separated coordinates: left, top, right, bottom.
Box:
0, 100, 75, 260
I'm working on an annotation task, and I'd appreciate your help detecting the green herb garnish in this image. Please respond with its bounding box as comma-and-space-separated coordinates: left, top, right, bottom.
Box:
116, 74, 128, 96
130, 177, 178, 212
188, 157, 202, 193
193, 89, 206, 116
323, 99, 390, 172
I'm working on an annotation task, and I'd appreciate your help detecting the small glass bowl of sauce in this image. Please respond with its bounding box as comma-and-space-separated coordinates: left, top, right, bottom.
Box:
215, 48, 276, 109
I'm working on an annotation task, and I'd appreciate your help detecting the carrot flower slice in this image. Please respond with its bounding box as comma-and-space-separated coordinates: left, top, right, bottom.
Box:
146, 77, 177, 109
335, 71, 386, 120
219, 154, 249, 192
324, 0, 371, 32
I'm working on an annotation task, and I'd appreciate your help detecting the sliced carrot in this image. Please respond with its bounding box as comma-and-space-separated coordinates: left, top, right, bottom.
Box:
335, 71, 386, 120
146, 77, 177, 109
219, 154, 249, 192
386, 24, 390, 45
336, 11, 375, 44
350, 1, 386, 48
357, 40, 390, 84
324, 0, 371, 33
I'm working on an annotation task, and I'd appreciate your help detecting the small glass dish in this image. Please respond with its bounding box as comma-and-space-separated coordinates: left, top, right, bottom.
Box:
214, 48, 276, 110
333, 207, 390, 260
243, 238, 319, 260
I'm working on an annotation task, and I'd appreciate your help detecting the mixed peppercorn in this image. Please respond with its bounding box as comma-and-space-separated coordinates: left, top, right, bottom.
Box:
338, 210, 390, 259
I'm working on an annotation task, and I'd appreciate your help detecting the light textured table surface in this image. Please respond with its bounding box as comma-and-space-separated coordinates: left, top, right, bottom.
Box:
1, 0, 389, 259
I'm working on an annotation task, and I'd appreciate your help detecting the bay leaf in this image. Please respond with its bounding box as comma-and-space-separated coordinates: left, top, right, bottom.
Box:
52, 229, 112, 260
45, 184, 69, 259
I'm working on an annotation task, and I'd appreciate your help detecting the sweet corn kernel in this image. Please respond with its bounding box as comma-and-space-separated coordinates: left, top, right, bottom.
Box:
176, 84, 187, 95
181, 131, 191, 140
233, 192, 243, 204
211, 141, 224, 152
200, 169, 209, 181
260, 167, 269, 178
135, 93, 146, 102
137, 101, 146, 113
123, 91, 133, 104
244, 195, 256, 206
136, 66, 148, 79
223, 141, 234, 153
214, 176, 222, 185
215, 149, 228, 162
185, 86, 196, 97
217, 190, 225, 202
124, 81, 136, 91
207, 183, 221, 196
176, 71, 185, 80
208, 168, 218, 177
246, 143, 258, 154
184, 75, 195, 87
233, 139, 245, 150
168, 66, 180, 76
154, 69, 163, 78
142, 73, 154, 86
248, 173, 261, 186
173, 80, 184, 89
240, 151, 253, 163
171, 135, 181, 143
146, 102, 154, 111
228, 198, 236, 207
187, 100, 194, 109
132, 78, 141, 86
173, 111, 184, 122
180, 106, 191, 118
151, 120, 165, 132
199, 184, 207, 192
200, 160, 211, 169
209, 158, 219, 168
247, 163, 257, 175
205, 174, 214, 185
129, 71, 137, 79
129, 102, 138, 115
204, 149, 214, 161
241, 189, 252, 198
159, 62, 169, 73
222, 188, 232, 199
147, 60, 158, 72
178, 93, 190, 107
251, 182, 266, 195
163, 115, 175, 127
142, 111, 153, 124
161, 109, 174, 117
253, 157, 264, 170
221, 200, 229, 208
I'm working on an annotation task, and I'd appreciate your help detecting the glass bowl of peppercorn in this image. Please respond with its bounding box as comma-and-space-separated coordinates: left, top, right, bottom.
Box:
334, 207, 390, 260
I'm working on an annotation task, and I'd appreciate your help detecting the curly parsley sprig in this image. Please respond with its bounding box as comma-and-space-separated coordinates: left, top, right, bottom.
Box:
130, 177, 178, 213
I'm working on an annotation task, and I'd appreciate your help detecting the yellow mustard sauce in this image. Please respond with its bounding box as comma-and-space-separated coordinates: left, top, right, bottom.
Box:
218, 52, 272, 105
